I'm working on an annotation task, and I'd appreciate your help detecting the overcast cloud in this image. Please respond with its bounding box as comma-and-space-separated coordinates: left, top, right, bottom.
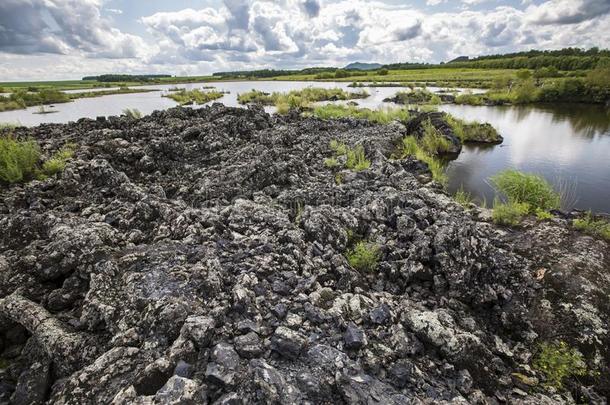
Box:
0, 0, 608, 80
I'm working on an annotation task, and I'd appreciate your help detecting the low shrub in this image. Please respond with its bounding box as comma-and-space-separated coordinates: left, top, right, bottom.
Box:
533, 341, 587, 389
0, 136, 41, 184
535, 208, 554, 221
346, 241, 381, 272
573, 212, 610, 241
490, 170, 560, 213
492, 200, 530, 226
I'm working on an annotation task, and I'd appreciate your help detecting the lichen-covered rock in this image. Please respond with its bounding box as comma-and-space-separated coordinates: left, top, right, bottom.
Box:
0, 105, 608, 403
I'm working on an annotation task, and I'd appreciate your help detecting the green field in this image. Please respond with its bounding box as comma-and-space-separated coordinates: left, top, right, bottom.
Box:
0, 68, 546, 92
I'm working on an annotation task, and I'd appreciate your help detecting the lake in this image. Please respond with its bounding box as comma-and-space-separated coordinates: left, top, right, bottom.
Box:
1, 81, 609, 213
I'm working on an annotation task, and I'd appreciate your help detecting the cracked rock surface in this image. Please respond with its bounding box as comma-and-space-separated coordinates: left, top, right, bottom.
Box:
0, 104, 608, 404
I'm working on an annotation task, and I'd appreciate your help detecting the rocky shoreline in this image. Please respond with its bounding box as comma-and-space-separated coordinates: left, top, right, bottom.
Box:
0, 104, 608, 404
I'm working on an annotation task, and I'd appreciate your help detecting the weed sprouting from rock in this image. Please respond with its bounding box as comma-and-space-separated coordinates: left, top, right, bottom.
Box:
346, 241, 381, 272
533, 341, 586, 389
573, 212, 610, 241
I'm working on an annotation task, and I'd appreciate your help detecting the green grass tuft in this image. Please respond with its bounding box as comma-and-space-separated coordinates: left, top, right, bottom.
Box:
346, 241, 381, 272
420, 119, 452, 156
326, 140, 371, 173
490, 170, 560, 213
454, 186, 473, 207
492, 199, 530, 226
345, 144, 371, 172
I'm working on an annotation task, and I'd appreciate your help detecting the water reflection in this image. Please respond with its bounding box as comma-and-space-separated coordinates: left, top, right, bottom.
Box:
441, 104, 610, 213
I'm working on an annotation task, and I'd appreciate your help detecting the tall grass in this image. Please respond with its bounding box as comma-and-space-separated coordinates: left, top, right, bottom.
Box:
0, 136, 41, 183
312, 104, 410, 124
489, 170, 560, 212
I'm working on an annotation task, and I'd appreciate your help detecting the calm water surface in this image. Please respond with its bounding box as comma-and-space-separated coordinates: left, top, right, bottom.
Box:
1, 81, 608, 213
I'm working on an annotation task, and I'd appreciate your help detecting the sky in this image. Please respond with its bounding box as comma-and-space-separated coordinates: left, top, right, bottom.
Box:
0, 0, 609, 81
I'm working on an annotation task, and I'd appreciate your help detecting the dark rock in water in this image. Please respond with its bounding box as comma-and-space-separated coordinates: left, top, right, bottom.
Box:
0, 104, 608, 402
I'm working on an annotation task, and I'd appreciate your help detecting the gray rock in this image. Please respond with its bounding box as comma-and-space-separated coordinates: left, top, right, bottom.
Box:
344, 322, 367, 350
234, 332, 263, 359
270, 326, 307, 359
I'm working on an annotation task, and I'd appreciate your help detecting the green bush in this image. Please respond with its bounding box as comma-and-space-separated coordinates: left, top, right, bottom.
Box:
378, 68, 389, 76
535, 208, 554, 221
0, 136, 41, 183
492, 200, 530, 226
533, 341, 586, 389
573, 212, 610, 241
490, 170, 560, 212
346, 241, 381, 272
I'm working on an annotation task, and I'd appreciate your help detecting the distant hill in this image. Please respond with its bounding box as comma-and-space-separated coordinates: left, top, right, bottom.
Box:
448, 56, 469, 63
344, 62, 383, 71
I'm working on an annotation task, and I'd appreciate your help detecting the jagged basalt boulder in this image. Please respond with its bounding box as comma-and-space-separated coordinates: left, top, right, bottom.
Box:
0, 104, 608, 403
